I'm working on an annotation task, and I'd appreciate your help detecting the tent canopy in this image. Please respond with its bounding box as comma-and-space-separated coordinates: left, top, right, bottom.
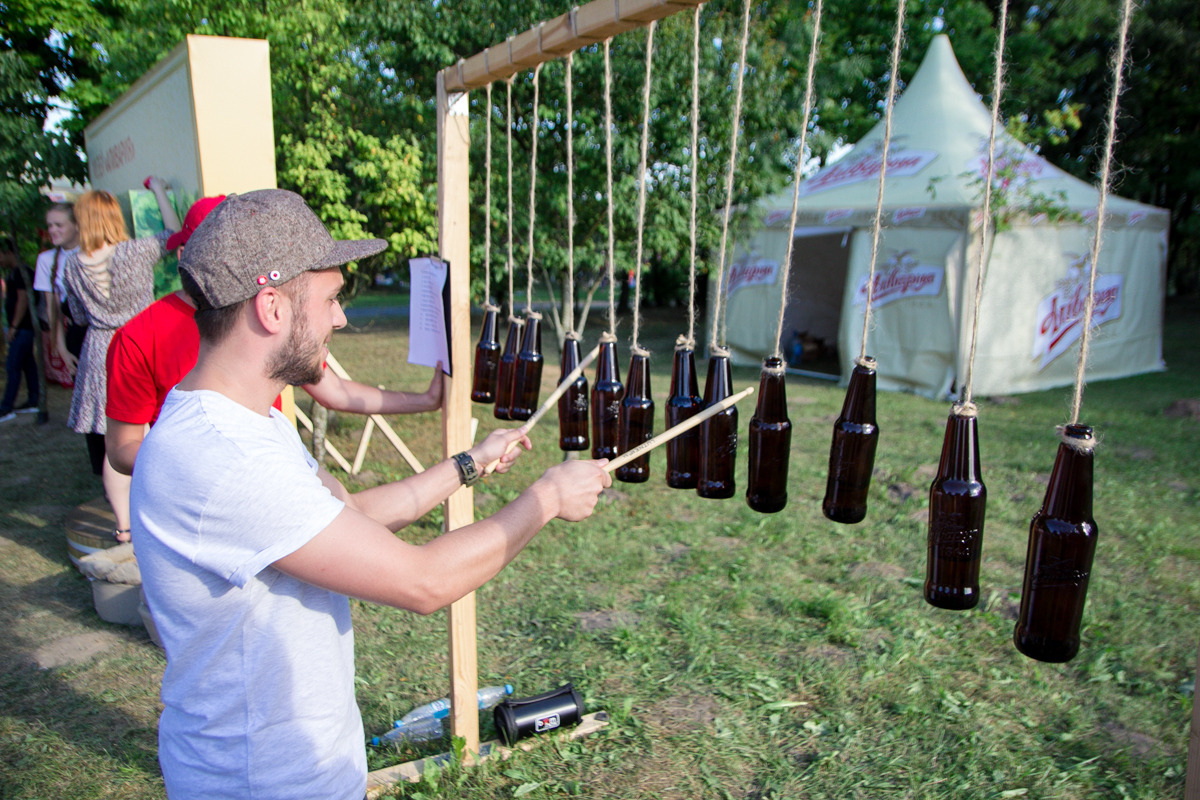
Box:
719, 34, 1169, 399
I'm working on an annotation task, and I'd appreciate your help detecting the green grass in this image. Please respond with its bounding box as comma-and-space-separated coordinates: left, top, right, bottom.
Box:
1, 300, 1197, 799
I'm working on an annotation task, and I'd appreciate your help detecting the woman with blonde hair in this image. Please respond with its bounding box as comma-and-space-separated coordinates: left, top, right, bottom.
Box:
62, 177, 181, 542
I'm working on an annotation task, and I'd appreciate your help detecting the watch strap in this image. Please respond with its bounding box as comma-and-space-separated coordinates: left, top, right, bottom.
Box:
451, 451, 481, 487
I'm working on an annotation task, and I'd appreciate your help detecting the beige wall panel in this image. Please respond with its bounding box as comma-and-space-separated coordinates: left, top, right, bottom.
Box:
187, 35, 276, 194
84, 42, 202, 202
85, 35, 275, 204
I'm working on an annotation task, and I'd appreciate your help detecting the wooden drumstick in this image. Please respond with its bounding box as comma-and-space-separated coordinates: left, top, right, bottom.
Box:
604, 386, 755, 473
482, 344, 600, 474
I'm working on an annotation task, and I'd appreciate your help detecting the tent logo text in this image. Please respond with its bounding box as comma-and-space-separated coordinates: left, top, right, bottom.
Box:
853, 251, 943, 309
1032, 263, 1123, 370
725, 256, 779, 296
801, 147, 938, 197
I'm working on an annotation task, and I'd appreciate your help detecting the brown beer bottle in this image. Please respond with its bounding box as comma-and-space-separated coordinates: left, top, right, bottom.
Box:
616, 349, 654, 483
510, 313, 544, 421
470, 306, 501, 404
697, 351, 737, 499
924, 409, 987, 610
591, 337, 624, 460
821, 357, 879, 523
665, 343, 702, 489
1013, 424, 1098, 663
558, 333, 589, 451
493, 318, 523, 421
746, 357, 791, 513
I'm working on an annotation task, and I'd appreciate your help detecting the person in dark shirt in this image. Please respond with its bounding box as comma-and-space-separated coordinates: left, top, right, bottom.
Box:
1, 236, 39, 421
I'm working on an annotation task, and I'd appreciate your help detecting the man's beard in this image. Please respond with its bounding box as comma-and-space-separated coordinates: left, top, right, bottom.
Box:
266, 310, 325, 387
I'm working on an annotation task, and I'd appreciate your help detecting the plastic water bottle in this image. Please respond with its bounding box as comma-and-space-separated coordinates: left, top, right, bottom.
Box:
371, 711, 446, 746
398, 684, 513, 726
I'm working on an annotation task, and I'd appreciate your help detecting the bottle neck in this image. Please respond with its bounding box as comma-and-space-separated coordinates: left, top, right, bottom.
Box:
519, 318, 542, 354
703, 355, 733, 403
754, 357, 788, 421
479, 309, 498, 343
669, 347, 699, 398
936, 413, 981, 481
560, 337, 582, 371
595, 341, 619, 382
502, 321, 524, 355
1042, 442, 1094, 521
625, 353, 651, 396
840, 363, 876, 422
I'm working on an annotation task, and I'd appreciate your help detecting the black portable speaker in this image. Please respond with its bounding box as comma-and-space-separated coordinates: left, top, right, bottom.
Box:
493, 683, 584, 745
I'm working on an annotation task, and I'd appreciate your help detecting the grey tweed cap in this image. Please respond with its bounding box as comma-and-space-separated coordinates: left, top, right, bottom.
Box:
179, 188, 387, 308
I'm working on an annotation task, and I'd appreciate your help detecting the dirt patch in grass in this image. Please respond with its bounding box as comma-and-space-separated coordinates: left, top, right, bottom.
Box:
1163, 398, 1200, 419
849, 562, 906, 581
1102, 722, 1169, 757
708, 536, 743, 550
641, 693, 721, 735
1167, 480, 1190, 492
575, 610, 641, 632
32, 630, 125, 670
803, 643, 855, 665
887, 482, 919, 503
909, 508, 929, 524
600, 487, 630, 504
913, 463, 939, 482
661, 543, 691, 561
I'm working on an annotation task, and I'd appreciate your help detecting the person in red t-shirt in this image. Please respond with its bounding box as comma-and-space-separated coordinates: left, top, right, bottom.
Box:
105, 196, 443, 485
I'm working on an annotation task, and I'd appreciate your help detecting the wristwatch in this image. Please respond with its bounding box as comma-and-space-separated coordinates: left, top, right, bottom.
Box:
451, 451, 481, 487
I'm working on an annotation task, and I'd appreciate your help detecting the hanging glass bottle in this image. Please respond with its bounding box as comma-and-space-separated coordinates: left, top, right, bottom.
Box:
697, 350, 737, 499
822, 357, 879, 523
471, 305, 501, 404
1013, 424, 1099, 663
746, 357, 791, 513
510, 312, 544, 421
665, 342, 702, 489
558, 333, 589, 451
925, 408, 987, 610
591, 336, 624, 460
615, 348, 654, 483
493, 318, 524, 421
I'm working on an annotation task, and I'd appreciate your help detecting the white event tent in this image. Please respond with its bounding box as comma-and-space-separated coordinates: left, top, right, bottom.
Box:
717, 34, 1169, 398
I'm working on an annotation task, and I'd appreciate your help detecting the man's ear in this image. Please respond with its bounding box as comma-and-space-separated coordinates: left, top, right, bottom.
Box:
253, 287, 289, 334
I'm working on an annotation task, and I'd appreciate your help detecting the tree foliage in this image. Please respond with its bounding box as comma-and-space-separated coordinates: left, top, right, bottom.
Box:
5, 0, 1197, 307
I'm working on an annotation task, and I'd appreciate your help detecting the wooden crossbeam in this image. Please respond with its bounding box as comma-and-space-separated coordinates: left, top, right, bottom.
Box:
440, 0, 704, 91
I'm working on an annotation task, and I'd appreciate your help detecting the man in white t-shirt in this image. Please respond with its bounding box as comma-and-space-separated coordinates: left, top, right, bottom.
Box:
131, 189, 611, 800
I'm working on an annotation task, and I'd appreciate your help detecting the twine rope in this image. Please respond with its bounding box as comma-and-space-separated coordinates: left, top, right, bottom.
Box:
603, 39, 617, 336
525, 64, 542, 315
484, 82, 493, 307
1071, 0, 1135, 427
631, 21, 657, 352
506, 78, 516, 320
772, 0, 824, 360
960, 0, 1010, 410
565, 52, 576, 335
710, 0, 753, 353
683, 4, 704, 350
859, 0, 908, 362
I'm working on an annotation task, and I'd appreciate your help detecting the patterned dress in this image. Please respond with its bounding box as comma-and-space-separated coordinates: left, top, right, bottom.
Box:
64, 231, 170, 434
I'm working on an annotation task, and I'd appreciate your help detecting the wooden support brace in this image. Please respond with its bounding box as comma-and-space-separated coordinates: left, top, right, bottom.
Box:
295, 405, 354, 474
351, 416, 376, 475
442, 0, 705, 91
365, 711, 610, 797
324, 353, 426, 473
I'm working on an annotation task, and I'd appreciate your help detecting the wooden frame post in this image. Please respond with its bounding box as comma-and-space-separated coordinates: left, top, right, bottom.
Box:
437, 72, 480, 754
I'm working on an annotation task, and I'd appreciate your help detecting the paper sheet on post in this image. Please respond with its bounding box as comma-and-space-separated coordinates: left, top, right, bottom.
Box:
407, 256, 452, 375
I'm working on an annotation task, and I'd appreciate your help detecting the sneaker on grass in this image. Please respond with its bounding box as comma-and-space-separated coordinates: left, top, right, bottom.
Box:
14, 401, 39, 414
0, 412, 15, 424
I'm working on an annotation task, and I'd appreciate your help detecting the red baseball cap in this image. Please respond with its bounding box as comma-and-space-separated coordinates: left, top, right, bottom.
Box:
167, 195, 226, 251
